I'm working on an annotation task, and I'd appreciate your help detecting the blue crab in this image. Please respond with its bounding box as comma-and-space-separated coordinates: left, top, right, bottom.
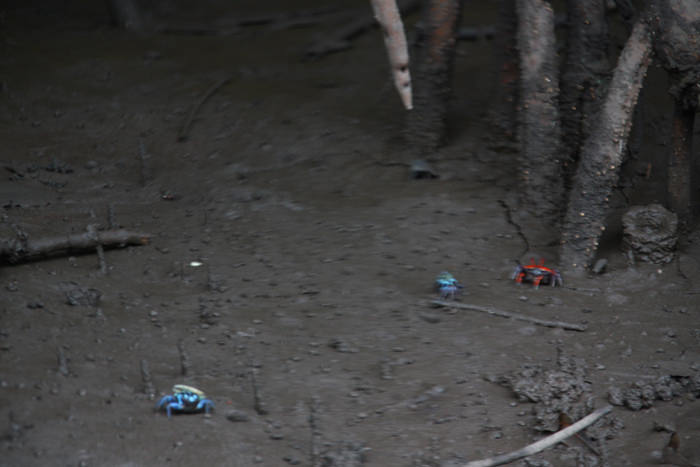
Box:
435, 271, 463, 299
156, 384, 214, 417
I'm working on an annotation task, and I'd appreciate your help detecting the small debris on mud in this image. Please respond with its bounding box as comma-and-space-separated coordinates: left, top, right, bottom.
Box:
62, 282, 102, 307
319, 441, 367, 467
410, 159, 439, 179
494, 349, 623, 441
225, 409, 251, 422
607, 374, 700, 410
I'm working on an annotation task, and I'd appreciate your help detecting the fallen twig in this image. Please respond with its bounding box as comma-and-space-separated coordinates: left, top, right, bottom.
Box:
459, 405, 613, 467
178, 75, 234, 141
0, 229, 150, 264
430, 300, 587, 332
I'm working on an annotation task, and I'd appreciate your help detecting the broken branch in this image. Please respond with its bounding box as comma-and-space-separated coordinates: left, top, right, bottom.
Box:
0, 229, 150, 264
430, 300, 587, 331
459, 405, 613, 467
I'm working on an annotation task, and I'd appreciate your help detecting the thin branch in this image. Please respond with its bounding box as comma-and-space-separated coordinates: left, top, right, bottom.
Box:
430, 300, 587, 332
178, 76, 234, 141
459, 405, 613, 467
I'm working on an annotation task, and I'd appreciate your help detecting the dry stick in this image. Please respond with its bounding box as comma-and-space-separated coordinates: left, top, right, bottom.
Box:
140, 359, 156, 400
177, 340, 191, 377
431, 300, 587, 332
460, 405, 613, 467
0, 229, 150, 264
177, 76, 233, 142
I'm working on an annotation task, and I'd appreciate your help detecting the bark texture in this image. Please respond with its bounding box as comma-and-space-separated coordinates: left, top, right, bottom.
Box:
667, 101, 696, 230
649, 0, 700, 229
516, 0, 564, 221
560, 19, 652, 273
491, 0, 519, 137
559, 0, 610, 183
404, 0, 463, 154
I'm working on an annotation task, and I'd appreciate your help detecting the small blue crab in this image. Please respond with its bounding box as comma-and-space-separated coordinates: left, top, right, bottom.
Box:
156, 384, 214, 418
435, 271, 463, 299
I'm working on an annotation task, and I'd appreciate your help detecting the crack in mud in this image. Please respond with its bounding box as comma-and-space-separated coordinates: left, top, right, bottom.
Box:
498, 198, 529, 260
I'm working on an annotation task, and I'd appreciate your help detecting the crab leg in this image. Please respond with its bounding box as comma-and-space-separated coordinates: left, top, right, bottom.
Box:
370, 0, 413, 109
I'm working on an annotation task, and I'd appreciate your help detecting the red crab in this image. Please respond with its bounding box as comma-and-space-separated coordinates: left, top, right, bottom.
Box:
512, 259, 563, 288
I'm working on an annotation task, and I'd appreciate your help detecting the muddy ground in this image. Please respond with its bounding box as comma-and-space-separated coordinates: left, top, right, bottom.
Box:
1, 2, 699, 466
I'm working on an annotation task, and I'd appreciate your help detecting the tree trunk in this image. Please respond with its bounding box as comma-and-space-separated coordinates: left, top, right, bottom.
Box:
667, 100, 695, 231
404, 0, 463, 155
649, 0, 700, 231
559, 0, 609, 184
490, 0, 519, 137
515, 0, 564, 222
559, 19, 652, 273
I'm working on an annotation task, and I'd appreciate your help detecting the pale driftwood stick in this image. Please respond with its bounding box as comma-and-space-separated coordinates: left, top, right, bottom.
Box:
178, 76, 234, 141
459, 406, 613, 467
431, 300, 587, 332
0, 229, 150, 264
370, 0, 412, 109
140, 359, 156, 400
